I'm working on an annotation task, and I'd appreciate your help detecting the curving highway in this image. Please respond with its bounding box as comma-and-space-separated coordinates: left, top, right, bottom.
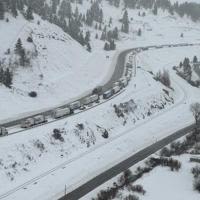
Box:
0, 42, 199, 200
1, 43, 199, 135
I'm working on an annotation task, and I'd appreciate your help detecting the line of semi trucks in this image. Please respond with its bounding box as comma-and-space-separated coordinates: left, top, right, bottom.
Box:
0, 43, 197, 137
0, 62, 133, 136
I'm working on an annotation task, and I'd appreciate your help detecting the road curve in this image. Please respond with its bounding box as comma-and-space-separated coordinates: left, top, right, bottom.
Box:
0, 43, 198, 199
0, 48, 134, 128
1, 43, 199, 131
59, 124, 195, 200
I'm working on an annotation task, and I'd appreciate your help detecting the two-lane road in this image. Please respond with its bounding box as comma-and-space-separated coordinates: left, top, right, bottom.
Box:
59, 124, 195, 200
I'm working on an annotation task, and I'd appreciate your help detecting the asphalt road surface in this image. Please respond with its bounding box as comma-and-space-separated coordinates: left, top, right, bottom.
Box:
0, 48, 135, 128
59, 124, 195, 200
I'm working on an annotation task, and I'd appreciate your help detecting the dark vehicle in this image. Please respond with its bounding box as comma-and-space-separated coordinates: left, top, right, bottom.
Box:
103, 89, 113, 99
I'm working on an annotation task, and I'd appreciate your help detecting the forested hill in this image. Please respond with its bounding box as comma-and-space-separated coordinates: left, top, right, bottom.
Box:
0, 0, 200, 48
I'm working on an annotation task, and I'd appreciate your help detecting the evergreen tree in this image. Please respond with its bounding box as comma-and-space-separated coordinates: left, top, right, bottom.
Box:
4, 68, 12, 88
87, 43, 92, 52
122, 10, 129, 33
104, 42, 110, 51
153, 3, 158, 15
193, 56, 198, 63
138, 28, 142, 36
26, 7, 34, 20
0, 68, 4, 83
10, 0, 18, 18
19, 49, 26, 66
0, 1, 5, 20
15, 38, 23, 55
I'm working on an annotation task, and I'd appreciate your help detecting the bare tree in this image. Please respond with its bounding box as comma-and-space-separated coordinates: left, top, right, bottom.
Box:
190, 103, 200, 124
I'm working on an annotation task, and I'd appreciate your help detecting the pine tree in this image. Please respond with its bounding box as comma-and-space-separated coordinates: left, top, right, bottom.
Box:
0, 1, 5, 20
26, 7, 34, 20
85, 31, 90, 44
0, 68, 4, 83
87, 43, 92, 52
104, 42, 110, 51
17, 0, 24, 11
19, 49, 26, 66
15, 39, 23, 55
4, 68, 12, 88
10, 1, 18, 18
122, 10, 129, 33
138, 28, 142, 36
193, 56, 198, 63
153, 3, 158, 15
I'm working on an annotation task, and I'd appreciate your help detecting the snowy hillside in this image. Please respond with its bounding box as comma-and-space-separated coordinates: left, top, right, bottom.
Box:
0, 0, 200, 199
0, 13, 114, 121
0, 0, 200, 120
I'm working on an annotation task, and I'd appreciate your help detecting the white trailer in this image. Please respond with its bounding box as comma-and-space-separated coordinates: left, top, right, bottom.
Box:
52, 107, 71, 119
21, 118, 35, 128
33, 115, 46, 125
69, 101, 81, 110
113, 86, 120, 94
0, 127, 8, 136
21, 115, 46, 128
83, 94, 99, 105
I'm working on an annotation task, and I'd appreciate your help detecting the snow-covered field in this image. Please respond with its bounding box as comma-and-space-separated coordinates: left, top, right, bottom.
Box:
81, 153, 200, 200
170, 0, 200, 4
0, 14, 115, 121
0, 44, 200, 200
0, 0, 200, 199
135, 155, 200, 200
1, 0, 200, 121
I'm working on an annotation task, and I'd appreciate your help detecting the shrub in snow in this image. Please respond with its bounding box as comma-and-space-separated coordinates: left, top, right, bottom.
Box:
148, 157, 181, 171
191, 166, 200, 178
96, 187, 118, 200
29, 91, 37, 97
52, 129, 64, 142
193, 177, 200, 192
76, 123, 84, 130
33, 139, 45, 152
192, 143, 200, 154
155, 69, 171, 88
27, 36, 33, 43
130, 185, 146, 195
160, 147, 172, 157
102, 129, 109, 139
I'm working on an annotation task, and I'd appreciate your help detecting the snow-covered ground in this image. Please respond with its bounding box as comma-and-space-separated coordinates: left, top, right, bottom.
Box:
81, 154, 200, 200
0, 44, 200, 200
135, 155, 200, 200
0, 14, 115, 121
170, 0, 200, 4
0, 0, 200, 199
1, 0, 200, 121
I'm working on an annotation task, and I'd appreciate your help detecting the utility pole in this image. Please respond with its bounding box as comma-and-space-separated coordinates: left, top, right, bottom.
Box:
134, 55, 137, 77
65, 184, 67, 196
